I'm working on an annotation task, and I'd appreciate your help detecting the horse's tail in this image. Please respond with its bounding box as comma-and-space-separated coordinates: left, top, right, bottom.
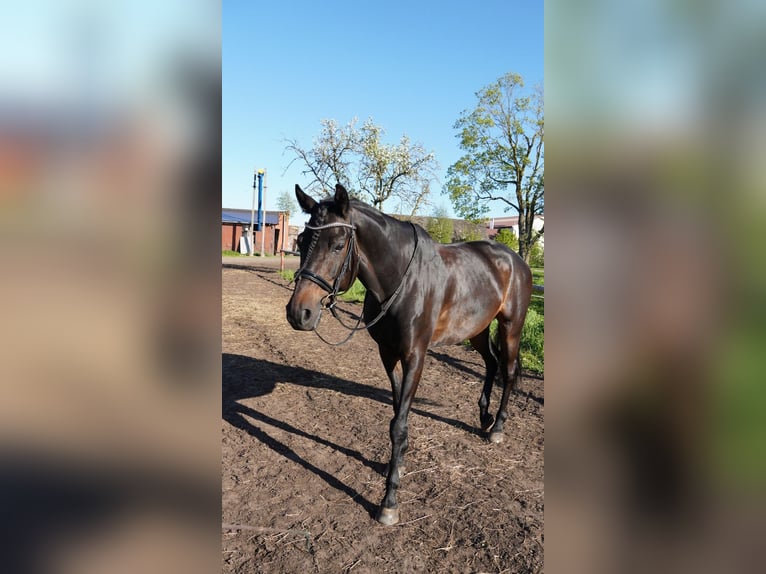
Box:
488, 320, 501, 373
512, 349, 523, 391
488, 318, 522, 389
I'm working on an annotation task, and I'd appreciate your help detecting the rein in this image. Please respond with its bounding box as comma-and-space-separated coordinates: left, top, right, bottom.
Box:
294, 221, 420, 346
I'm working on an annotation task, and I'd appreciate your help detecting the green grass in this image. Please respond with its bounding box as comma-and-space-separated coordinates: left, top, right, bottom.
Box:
519, 307, 544, 374
223, 250, 276, 257
279, 270, 366, 303
487, 308, 544, 375
338, 279, 366, 303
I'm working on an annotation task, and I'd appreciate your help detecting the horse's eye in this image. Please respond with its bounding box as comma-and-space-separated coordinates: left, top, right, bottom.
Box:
332, 243, 344, 253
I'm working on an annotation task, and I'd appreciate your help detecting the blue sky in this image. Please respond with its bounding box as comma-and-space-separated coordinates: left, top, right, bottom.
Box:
223, 0, 543, 222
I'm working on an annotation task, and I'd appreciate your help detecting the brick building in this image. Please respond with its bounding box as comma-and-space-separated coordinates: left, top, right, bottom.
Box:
222, 209, 289, 255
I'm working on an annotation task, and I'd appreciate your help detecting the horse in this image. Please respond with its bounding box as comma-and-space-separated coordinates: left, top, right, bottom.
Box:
285, 183, 533, 525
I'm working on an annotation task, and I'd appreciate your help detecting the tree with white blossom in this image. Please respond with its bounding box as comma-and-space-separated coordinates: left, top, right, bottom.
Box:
285, 117, 438, 215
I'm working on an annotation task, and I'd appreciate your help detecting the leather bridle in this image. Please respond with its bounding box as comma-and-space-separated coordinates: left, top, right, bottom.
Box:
294, 220, 359, 311
292, 218, 420, 346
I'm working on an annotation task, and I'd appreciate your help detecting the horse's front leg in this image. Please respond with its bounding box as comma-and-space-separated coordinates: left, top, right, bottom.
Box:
376, 349, 425, 526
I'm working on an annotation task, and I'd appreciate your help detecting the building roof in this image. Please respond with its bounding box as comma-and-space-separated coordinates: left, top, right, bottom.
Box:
486, 214, 544, 228
222, 208, 281, 226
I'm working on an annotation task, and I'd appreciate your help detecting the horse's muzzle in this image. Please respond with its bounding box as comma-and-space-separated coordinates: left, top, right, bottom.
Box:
285, 298, 320, 331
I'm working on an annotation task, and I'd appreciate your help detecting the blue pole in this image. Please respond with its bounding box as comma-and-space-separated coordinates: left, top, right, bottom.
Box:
257, 171, 264, 231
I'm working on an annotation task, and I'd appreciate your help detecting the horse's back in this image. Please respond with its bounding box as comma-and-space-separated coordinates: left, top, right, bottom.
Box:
437, 240, 529, 285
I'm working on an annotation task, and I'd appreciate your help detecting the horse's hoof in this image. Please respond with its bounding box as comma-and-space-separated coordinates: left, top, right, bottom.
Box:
376, 506, 400, 526
488, 431, 504, 444
480, 415, 495, 433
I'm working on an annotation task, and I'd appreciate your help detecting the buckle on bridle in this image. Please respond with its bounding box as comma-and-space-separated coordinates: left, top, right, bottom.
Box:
320, 292, 337, 311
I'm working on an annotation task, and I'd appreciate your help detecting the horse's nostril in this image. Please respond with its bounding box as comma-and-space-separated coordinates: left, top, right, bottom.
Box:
302, 308, 312, 324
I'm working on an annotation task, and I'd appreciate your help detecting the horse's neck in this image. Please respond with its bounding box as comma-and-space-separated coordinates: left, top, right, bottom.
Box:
353, 208, 414, 303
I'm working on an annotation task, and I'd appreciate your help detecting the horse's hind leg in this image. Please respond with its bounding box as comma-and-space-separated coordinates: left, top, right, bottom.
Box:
469, 327, 498, 432
488, 310, 526, 444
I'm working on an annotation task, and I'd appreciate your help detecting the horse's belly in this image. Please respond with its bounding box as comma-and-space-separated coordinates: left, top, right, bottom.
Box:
430, 309, 496, 346
428, 262, 508, 346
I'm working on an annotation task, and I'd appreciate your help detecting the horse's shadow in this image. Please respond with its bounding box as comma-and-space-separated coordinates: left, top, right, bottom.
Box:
222, 352, 482, 517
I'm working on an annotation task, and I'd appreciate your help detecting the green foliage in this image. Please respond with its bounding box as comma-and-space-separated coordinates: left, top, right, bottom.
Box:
519, 307, 545, 374
426, 216, 454, 244
339, 279, 366, 303
278, 269, 366, 303
425, 205, 454, 243
443, 72, 544, 261
528, 241, 545, 267
457, 226, 484, 243
276, 190, 298, 215
488, 306, 545, 375
222, 250, 243, 257
494, 228, 519, 252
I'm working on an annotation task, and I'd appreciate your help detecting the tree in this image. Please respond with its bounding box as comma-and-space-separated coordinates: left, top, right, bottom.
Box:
276, 189, 297, 216
444, 73, 544, 262
356, 119, 437, 213
494, 227, 519, 252
284, 118, 358, 194
426, 205, 454, 244
285, 117, 438, 215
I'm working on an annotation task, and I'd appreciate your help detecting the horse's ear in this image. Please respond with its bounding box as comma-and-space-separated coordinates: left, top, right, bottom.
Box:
334, 183, 349, 217
295, 184, 317, 213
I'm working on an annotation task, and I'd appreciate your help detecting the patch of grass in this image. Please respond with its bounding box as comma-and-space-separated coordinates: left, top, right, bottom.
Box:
487, 308, 544, 375
224, 250, 276, 257
519, 307, 544, 374
338, 279, 366, 303
278, 270, 366, 303
530, 267, 544, 316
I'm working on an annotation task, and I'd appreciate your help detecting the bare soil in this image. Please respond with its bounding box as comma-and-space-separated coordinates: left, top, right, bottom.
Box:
222, 260, 544, 573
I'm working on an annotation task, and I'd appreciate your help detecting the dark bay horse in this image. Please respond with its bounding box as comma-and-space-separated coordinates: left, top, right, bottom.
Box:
285, 183, 533, 525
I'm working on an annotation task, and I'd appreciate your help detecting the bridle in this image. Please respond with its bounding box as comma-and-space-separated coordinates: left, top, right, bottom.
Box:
294, 220, 359, 311
292, 218, 420, 346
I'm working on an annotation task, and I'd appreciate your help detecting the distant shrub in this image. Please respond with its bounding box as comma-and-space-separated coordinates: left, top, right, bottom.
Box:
426, 216, 454, 244
494, 228, 519, 252
457, 227, 484, 242
528, 241, 544, 267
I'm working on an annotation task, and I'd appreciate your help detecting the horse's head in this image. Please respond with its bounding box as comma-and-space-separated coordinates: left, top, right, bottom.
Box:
286, 183, 358, 331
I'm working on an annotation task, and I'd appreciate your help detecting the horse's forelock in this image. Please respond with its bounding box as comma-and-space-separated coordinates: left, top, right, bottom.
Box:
310, 203, 328, 227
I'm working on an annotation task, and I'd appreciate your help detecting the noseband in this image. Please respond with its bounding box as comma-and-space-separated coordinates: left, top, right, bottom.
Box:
294, 221, 359, 310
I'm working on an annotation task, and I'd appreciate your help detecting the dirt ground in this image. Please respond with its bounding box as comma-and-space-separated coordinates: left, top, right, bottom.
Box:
222, 258, 544, 573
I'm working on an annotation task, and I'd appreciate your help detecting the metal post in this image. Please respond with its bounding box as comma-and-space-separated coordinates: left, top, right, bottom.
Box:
249, 169, 257, 256
259, 169, 267, 257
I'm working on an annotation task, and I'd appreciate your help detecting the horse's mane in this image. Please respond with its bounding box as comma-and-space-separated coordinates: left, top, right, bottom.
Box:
348, 199, 425, 236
